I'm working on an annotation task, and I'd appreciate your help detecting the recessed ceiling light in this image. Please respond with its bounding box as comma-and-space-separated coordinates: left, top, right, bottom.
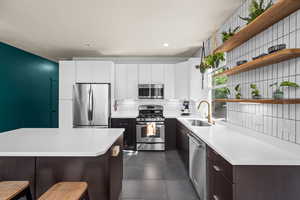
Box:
163, 43, 169, 47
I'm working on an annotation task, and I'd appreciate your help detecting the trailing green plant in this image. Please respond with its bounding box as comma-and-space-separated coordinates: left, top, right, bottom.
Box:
239, 0, 273, 24
214, 87, 231, 99
270, 81, 299, 99
250, 84, 261, 99
222, 26, 240, 42
235, 84, 242, 99
195, 61, 211, 89
214, 75, 228, 86
204, 52, 225, 69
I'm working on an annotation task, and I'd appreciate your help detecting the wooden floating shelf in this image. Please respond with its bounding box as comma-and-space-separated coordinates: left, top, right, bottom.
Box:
213, 0, 300, 54
213, 49, 300, 77
214, 99, 300, 104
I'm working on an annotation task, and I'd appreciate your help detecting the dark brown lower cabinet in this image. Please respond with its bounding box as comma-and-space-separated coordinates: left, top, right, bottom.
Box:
206, 146, 300, 200
111, 118, 136, 151
176, 121, 189, 169
208, 159, 233, 200
165, 118, 177, 150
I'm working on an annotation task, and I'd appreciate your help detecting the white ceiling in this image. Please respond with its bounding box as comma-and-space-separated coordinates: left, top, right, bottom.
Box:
0, 0, 242, 61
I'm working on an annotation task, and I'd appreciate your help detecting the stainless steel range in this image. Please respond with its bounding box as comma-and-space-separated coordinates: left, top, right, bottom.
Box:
136, 105, 165, 151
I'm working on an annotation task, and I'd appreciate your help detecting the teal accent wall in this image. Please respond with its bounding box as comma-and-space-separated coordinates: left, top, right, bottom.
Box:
0, 42, 58, 132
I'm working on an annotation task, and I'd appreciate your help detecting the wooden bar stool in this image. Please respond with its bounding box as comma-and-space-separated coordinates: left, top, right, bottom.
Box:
0, 181, 32, 200
38, 182, 89, 200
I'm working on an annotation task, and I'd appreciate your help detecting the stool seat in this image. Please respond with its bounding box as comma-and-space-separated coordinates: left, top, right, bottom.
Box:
0, 181, 30, 200
38, 182, 88, 200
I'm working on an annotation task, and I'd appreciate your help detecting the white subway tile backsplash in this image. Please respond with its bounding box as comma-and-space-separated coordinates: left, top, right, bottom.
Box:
284, 16, 290, 36
297, 10, 300, 30
296, 104, 300, 120
289, 120, 296, 142
296, 121, 300, 144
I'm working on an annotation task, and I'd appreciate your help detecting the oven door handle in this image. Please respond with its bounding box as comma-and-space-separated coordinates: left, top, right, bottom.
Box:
136, 124, 165, 128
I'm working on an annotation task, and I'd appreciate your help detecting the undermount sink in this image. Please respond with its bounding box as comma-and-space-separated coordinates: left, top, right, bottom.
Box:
187, 119, 211, 127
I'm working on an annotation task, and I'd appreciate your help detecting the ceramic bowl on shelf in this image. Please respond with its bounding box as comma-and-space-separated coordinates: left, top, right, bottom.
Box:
236, 60, 247, 66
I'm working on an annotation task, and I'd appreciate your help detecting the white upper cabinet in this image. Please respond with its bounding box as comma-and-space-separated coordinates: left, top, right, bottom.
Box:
115, 64, 127, 100
59, 61, 76, 100
75, 61, 93, 83
138, 64, 152, 84
75, 61, 114, 83
115, 64, 138, 100
175, 61, 190, 100
126, 64, 138, 99
92, 61, 113, 83
151, 64, 165, 84
164, 64, 175, 99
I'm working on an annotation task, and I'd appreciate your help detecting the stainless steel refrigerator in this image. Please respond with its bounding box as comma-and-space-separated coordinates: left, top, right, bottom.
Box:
73, 83, 111, 128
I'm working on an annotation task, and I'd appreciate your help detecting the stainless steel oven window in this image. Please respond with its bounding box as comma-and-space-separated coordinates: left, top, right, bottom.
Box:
136, 123, 165, 143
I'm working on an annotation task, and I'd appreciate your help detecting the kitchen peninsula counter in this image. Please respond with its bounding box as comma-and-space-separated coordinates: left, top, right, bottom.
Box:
0, 128, 124, 200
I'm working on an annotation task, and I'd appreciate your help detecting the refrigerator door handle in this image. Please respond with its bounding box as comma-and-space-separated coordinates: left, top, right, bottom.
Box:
88, 86, 93, 122
91, 87, 94, 122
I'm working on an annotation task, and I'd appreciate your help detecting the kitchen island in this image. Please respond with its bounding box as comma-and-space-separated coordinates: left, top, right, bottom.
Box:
0, 128, 124, 200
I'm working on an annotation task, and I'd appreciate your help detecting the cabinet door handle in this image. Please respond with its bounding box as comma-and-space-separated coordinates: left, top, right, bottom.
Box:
213, 165, 222, 172
213, 195, 219, 200
111, 145, 120, 157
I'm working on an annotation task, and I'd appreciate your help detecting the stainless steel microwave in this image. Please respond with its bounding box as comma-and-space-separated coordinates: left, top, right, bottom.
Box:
138, 84, 164, 99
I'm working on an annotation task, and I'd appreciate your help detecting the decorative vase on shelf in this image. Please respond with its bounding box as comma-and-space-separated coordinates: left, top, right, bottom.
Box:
273, 89, 284, 99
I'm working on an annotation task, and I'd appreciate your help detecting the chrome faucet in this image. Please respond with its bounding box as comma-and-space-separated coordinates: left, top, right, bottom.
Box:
197, 100, 212, 124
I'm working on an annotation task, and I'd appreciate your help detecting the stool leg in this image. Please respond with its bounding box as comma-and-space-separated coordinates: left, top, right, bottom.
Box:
82, 190, 90, 200
25, 187, 33, 200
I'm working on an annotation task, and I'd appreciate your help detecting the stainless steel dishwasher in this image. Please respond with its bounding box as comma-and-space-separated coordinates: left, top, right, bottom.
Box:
189, 134, 207, 200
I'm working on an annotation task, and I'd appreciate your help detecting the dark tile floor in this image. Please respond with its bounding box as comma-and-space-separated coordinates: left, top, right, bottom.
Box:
121, 150, 199, 200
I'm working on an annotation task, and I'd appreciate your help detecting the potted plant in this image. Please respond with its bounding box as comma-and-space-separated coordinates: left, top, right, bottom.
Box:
250, 84, 261, 99
215, 87, 231, 99
239, 0, 273, 24
235, 84, 242, 99
269, 81, 299, 99
222, 26, 240, 42
195, 61, 210, 89
204, 52, 225, 69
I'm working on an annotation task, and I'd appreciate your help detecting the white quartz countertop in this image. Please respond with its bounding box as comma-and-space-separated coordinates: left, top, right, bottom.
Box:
111, 111, 196, 118
0, 128, 124, 157
178, 118, 300, 166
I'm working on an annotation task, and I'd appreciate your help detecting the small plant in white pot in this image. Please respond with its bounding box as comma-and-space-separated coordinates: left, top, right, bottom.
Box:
250, 84, 261, 99
269, 81, 299, 99
235, 84, 242, 99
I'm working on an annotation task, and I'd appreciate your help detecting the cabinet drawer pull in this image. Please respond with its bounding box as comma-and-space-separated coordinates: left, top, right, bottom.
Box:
119, 123, 128, 126
112, 145, 120, 157
213, 195, 219, 200
213, 165, 222, 172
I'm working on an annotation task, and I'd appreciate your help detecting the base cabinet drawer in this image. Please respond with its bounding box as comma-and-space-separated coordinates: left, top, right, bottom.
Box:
208, 160, 233, 200
207, 146, 233, 183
